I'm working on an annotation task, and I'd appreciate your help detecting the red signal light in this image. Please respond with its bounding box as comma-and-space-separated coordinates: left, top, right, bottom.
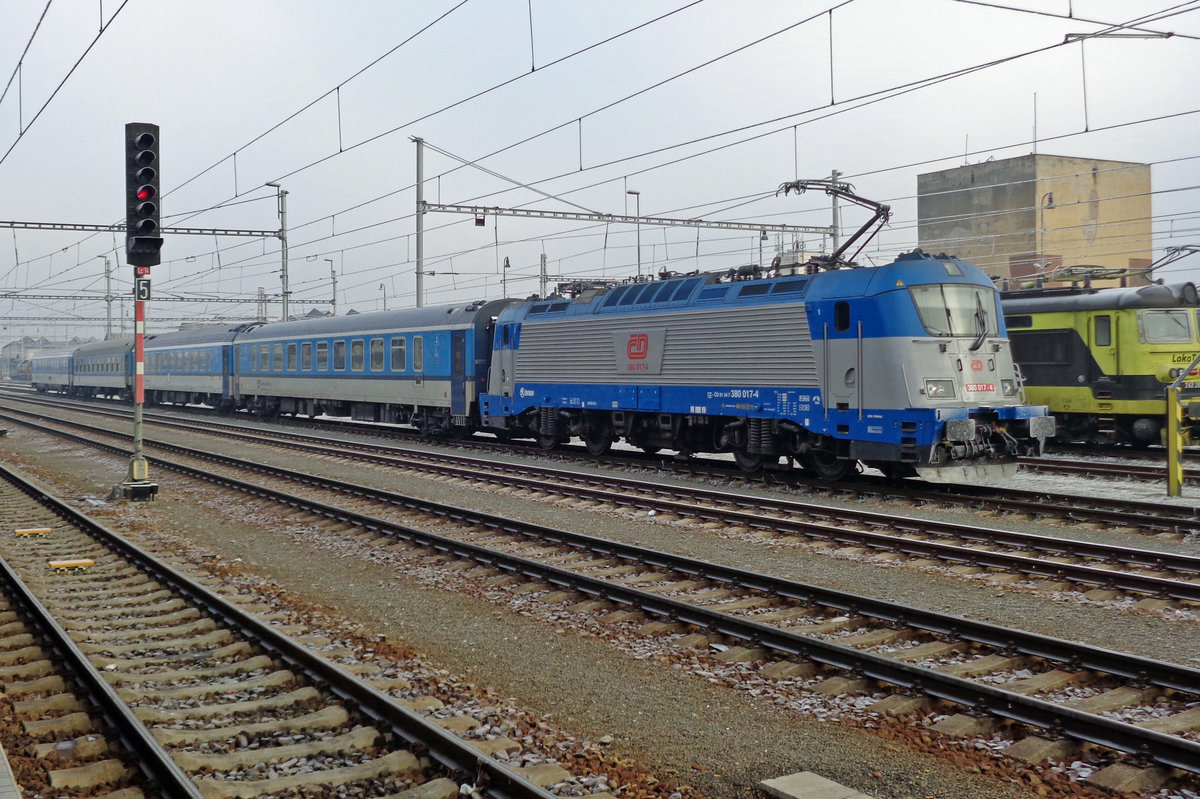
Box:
137, 185, 156, 201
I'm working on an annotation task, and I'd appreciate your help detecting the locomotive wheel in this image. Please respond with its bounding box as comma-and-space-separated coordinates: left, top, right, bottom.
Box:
536, 432, 560, 451
733, 449, 777, 472
584, 432, 613, 456
801, 451, 855, 481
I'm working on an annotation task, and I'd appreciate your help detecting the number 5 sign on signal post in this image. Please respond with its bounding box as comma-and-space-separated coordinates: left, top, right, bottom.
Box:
135, 276, 151, 301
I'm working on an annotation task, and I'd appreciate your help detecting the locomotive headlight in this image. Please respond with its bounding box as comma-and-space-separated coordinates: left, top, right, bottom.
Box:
1170, 368, 1183, 379
1000, 378, 1017, 396
924, 379, 955, 398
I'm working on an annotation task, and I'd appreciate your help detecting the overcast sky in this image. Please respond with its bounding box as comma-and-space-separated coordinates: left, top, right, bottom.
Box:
1, 0, 1197, 341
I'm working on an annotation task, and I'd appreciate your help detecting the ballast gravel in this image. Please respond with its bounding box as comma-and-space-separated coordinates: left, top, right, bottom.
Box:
3, 417, 1199, 799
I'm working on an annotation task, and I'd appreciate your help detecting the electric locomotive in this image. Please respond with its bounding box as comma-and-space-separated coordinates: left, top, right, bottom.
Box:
1001, 280, 1200, 446
481, 250, 1054, 482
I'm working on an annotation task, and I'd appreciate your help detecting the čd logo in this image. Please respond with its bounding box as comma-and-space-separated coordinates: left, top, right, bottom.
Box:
627, 333, 649, 360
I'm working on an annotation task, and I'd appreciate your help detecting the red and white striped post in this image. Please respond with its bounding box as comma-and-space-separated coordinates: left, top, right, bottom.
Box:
129, 264, 149, 483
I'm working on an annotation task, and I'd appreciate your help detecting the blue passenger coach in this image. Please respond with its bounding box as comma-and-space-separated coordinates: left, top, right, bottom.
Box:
232, 300, 514, 434
30, 348, 74, 393
481, 250, 1053, 482
145, 324, 252, 411
71, 338, 134, 399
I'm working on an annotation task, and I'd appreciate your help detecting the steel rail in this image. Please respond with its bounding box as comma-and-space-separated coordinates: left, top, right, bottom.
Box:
142, 442, 1200, 773
5, 389, 1199, 533
32, 404, 1200, 597
6, 413, 1198, 772
0, 459, 556, 799
0, 465, 204, 797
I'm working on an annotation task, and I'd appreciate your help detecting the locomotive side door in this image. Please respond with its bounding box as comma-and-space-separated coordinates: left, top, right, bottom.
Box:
451, 329, 467, 415
1090, 313, 1118, 378
497, 323, 516, 398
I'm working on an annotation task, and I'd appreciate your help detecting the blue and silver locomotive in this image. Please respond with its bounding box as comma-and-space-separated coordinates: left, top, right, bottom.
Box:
480, 250, 1053, 481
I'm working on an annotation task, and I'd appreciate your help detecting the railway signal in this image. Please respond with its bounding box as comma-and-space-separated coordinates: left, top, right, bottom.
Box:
124, 122, 163, 267
119, 122, 161, 501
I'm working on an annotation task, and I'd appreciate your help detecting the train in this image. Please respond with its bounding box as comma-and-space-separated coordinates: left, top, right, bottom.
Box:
31, 249, 1054, 482
1001, 280, 1200, 447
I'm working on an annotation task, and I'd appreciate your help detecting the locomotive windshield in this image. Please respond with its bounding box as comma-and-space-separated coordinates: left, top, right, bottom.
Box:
1140, 309, 1192, 343
909, 284, 999, 338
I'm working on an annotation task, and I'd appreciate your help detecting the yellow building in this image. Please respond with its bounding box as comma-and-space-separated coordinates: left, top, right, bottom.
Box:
917, 154, 1152, 288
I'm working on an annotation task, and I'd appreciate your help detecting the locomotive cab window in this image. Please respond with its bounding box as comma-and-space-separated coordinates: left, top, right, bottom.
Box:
1141, 309, 1191, 343
909, 285, 997, 337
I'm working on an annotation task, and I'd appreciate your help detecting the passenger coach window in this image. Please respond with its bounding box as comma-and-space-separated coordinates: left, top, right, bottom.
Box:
259, 346, 269, 372
273, 344, 284, 371
301, 343, 312, 371
316, 342, 329, 370
351, 339, 365, 371
414, 336, 424, 371
1094, 315, 1112, 347
370, 338, 384, 371
334, 340, 347, 371
390, 338, 406, 371
287, 343, 297, 371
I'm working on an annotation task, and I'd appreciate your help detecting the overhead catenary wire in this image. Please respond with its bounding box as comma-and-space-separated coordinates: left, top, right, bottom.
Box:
2, 0, 1200, 326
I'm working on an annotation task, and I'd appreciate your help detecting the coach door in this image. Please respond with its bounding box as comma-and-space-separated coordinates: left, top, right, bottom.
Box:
451, 330, 468, 415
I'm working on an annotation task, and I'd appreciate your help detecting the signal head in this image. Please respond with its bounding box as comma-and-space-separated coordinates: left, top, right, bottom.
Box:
125, 122, 162, 267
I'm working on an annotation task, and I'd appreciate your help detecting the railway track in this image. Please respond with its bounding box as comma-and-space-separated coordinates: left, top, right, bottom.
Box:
4, 402, 1200, 612
4, 389, 1198, 539
0, 459, 562, 799
2, 406, 1199, 791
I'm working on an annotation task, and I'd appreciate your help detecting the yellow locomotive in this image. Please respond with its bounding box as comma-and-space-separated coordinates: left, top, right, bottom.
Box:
1000, 280, 1200, 447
